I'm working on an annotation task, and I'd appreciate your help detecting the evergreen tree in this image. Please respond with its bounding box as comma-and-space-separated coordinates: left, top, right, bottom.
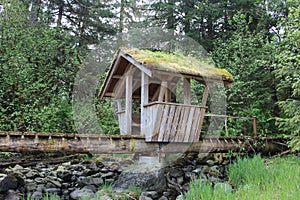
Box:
0, 0, 80, 132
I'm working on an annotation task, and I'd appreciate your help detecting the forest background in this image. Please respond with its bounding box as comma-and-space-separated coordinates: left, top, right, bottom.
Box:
0, 0, 299, 150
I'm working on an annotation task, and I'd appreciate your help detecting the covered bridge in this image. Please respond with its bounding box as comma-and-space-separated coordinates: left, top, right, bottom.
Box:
99, 48, 234, 142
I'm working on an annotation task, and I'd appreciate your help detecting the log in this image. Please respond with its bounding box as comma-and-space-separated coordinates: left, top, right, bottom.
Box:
0, 132, 289, 155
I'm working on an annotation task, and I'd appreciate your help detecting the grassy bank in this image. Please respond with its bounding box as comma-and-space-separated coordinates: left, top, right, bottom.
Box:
184, 155, 300, 200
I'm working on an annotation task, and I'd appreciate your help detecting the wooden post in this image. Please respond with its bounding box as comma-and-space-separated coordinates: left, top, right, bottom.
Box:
116, 99, 122, 112
184, 78, 191, 105
253, 116, 257, 138
125, 72, 133, 135
141, 72, 149, 135
225, 116, 228, 136
195, 83, 211, 141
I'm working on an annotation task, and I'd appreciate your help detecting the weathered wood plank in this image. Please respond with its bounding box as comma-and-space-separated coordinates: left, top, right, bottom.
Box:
152, 104, 164, 141
169, 105, 182, 142
184, 78, 191, 105
164, 105, 176, 142
177, 107, 190, 142
0, 131, 287, 154
158, 105, 170, 141
125, 73, 133, 135
184, 107, 195, 142
190, 108, 201, 142
141, 72, 149, 135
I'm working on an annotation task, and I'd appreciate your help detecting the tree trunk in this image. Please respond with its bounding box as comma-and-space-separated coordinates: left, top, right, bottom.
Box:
30, 0, 41, 27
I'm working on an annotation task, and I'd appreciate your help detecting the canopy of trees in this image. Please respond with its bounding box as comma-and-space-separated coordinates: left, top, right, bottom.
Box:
0, 0, 299, 148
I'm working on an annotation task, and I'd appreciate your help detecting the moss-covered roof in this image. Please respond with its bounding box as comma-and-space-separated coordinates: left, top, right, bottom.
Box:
98, 48, 234, 99
121, 48, 234, 83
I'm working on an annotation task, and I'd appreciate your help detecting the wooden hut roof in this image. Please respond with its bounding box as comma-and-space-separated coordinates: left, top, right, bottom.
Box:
99, 48, 234, 99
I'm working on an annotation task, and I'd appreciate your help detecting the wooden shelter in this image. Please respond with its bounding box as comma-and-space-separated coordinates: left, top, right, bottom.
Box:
99, 48, 234, 142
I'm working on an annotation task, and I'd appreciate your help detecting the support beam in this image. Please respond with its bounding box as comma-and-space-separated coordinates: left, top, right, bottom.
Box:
195, 83, 211, 141
158, 81, 167, 102
125, 73, 133, 135
141, 72, 149, 135
0, 132, 288, 154
116, 99, 122, 112
184, 78, 191, 105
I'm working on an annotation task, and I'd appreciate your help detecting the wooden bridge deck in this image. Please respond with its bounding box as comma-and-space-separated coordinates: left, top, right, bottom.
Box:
0, 131, 287, 155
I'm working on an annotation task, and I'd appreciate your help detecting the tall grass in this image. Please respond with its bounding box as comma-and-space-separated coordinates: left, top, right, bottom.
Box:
184, 155, 300, 200
228, 154, 268, 189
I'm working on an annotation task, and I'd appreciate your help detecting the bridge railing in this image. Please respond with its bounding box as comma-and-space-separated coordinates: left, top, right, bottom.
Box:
204, 114, 257, 138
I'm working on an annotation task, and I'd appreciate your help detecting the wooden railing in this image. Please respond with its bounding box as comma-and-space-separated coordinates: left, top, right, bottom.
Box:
204, 114, 257, 137
143, 102, 207, 142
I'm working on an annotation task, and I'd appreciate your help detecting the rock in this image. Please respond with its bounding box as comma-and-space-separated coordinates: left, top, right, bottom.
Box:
34, 177, 44, 184
139, 195, 153, 200
49, 179, 62, 188
70, 188, 94, 200
36, 184, 45, 192
162, 191, 171, 197
141, 191, 158, 199
30, 191, 43, 200
202, 166, 210, 174
55, 165, 65, 172
192, 168, 201, 174
82, 185, 97, 193
12, 165, 23, 171
103, 178, 115, 184
4, 189, 20, 200
209, 165, 220, 177
206, 160, 215, 166
101, 172, 114, 179
25, 170, 39, 179
26, 182, 37, 191
113, 162, 166, 192
177, 177, 184, 185
0, 175, 18, 192
176, 195, 184, 200
57, 171, 72, 182
168, 168, 184, 178
44, 188, 61, 194
77, 176, 103, 187
158, 196, 168, 200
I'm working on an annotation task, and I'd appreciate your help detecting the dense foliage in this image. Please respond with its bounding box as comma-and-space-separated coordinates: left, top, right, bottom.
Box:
0, 0, 299, 148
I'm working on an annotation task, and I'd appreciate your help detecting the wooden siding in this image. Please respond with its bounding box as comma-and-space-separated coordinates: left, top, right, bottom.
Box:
143, 102, 207, 142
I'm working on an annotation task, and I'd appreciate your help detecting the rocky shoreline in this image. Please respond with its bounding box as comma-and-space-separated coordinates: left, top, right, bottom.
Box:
0, 152, 232, 200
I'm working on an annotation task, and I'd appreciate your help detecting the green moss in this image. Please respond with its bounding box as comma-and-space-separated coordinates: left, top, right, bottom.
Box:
121, 48, 234, 83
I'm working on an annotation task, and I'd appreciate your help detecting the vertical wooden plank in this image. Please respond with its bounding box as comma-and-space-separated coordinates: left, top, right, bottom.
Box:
225, 116, 229, 137
152, 104, 164, 141
181, 107, 191, 142
174, 106, 185, 142
158, 105, 170, 142
141, 72, 149, 135
164, 105, 176, 142
170, 105, 181, 142
183, 107, 195, 142
184, 78, 191, 105
116, 99, 122, 112
144, 106, 152, 142
189, 107, 201, 142
125, 73, 133, 135
176, 106, 190, 142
